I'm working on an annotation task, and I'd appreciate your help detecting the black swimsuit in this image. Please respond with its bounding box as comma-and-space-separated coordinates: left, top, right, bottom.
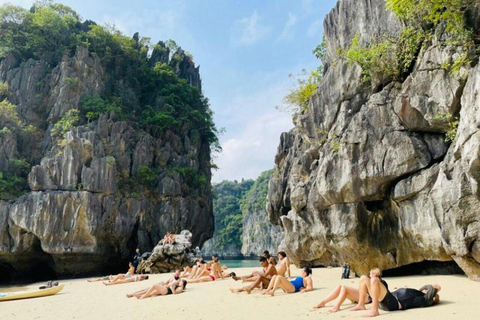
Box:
166, 287, 173, 295
379, 280, 400, 311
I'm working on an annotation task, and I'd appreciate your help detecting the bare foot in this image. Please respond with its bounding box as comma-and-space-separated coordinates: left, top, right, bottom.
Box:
363, 310, 380, 317
126, 294, 134, 298
351, 304, 366, 311
245, 288, 252, 294
269, 291, 275, 297
313, 302, 326, 309
230, 288, 239, 293
328, 306, 340, 313
232, 276, 240, 281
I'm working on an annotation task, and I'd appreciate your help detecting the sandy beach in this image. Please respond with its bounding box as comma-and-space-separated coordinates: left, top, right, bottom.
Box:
0, 266, 477, 320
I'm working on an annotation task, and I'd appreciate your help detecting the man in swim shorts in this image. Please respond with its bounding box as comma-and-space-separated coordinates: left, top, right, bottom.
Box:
230, 257, 277, 294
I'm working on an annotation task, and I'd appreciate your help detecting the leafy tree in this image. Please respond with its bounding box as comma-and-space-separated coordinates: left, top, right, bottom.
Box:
210, 179, 254, 251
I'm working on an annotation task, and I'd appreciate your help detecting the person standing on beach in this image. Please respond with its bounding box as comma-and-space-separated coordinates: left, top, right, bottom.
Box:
133, 248, 141, 271
230, 257, 277, 294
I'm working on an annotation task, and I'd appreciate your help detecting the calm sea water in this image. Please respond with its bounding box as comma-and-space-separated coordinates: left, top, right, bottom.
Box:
220, 259, 260, 268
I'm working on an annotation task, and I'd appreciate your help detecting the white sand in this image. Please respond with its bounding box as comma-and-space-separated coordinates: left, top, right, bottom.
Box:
0, 266, 477, 320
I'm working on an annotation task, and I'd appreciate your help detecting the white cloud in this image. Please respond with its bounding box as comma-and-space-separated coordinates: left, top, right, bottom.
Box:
231, 10, 271, 47
211, 76, 296, 183
307, 19, 322, 38
278, 13, 297, 41
213, 111, 292, 183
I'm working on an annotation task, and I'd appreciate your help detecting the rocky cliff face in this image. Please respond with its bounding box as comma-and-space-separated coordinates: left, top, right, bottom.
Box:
0, 26, 214, 281
241, 170, 283, 256
267, 0, 480, 280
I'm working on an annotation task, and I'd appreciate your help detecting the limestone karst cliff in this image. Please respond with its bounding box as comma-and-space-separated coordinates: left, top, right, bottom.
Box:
267, 0, 480, 280
0, 3, 216, 281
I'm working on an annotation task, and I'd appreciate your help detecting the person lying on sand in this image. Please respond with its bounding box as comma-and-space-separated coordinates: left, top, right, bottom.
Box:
230, 257, 277, 294
87, 262, 135, 282
103, 274, 149, 286
313, 284, 370, 312
263, 267, 313, 296
275, 251, 291, 278
351, 268, 441, 317
126, 279, 187, 299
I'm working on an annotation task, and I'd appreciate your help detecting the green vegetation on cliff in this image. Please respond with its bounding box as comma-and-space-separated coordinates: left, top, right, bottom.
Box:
210, 179, 254, 251
205, 169, 277, 255
340, 0, 477, 85
0, 1, 220, 199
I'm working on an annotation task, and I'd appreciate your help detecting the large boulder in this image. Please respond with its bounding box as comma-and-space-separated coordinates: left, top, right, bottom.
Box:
137, 230, 201, 273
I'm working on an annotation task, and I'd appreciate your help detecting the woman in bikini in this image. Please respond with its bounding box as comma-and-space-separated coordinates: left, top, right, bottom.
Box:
103, 274, 149, 286
263, 267, 313, 296
127, 279, 187, 299
187, 258, 224, 283
87, 262, 135, 282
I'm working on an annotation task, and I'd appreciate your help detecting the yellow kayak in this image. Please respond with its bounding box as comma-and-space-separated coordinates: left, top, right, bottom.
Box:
0, 284, 64, 302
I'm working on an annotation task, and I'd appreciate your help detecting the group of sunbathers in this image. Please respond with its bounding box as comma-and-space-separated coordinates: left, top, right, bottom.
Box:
87, 250, 442, 315
87, 262, 150, 285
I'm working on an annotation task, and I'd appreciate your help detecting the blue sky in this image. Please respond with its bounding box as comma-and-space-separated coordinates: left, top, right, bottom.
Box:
4, 0, 338, 182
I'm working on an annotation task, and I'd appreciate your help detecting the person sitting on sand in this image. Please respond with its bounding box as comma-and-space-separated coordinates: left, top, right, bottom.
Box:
230, 257, 277, 294
313, 283, 370, 312
351, 268, 441, 317
163, 269, 181, 285
187, 258, 226, 283
182, 258, 209, 279
263, 267, 313, 296
127, 279, 187, 299
87, 262, 135, 282
232, 252, 274, 282
275, 251, 291, 278
264, 250, 277, 266
103, 274, 149, 286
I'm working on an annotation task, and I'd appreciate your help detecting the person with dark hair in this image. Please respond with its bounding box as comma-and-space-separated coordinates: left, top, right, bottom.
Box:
341, 263, 350, 279
263, 250, 277, 266
103, 274, 149, 286
187, 257, 230, 283
133, 248, 141, 271
230, 257, 277, 294
263, 267, 313, 296
276, 251, 291, 278
351, 268, 442, 317
127, 279, 187, 299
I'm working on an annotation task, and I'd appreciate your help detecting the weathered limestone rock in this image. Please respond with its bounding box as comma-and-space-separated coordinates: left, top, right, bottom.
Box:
137, 230, 201, 273
267, 0, 480, 280
47, 46, 105, 121
0, 40, 214, 281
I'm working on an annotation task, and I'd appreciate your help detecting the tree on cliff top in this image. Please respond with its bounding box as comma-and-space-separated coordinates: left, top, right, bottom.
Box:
0, 0, 221, 199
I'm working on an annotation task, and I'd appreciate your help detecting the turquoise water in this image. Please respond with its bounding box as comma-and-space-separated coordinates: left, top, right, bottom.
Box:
221, 259, 260, 268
